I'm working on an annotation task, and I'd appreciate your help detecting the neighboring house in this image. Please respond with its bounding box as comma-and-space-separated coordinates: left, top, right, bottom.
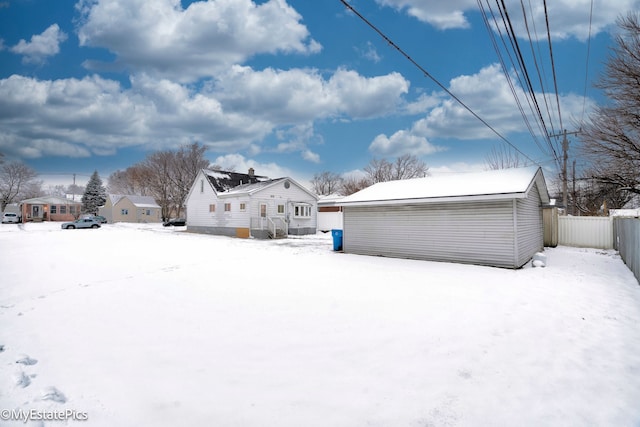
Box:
100, 195, 161, 223
186, 168, 318, 238
317, 194, 344, 232
20, 196, 82, 222
336, 167, 550, 269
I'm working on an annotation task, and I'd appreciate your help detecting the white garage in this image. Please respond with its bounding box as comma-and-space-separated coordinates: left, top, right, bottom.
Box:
336, 167, 550, 269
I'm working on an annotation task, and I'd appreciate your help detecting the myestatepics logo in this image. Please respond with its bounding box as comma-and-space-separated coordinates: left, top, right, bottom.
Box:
0, 408, 89, 422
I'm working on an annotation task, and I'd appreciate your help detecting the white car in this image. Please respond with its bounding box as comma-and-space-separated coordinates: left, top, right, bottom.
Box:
2, 212, 20, 224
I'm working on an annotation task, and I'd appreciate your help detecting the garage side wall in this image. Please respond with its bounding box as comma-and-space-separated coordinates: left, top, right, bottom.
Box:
515, 184, 544, 267
342, 200, 517, 268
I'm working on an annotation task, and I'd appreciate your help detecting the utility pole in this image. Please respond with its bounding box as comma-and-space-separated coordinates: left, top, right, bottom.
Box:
562, 130, 568, 212
550, 129, 580, 214
572, 160, 577, 216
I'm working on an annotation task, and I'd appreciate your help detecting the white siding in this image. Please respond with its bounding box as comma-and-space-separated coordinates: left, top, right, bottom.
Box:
343, 201, 518, 268
515, 184, 544, 266
558, 216, 613, 249
186, 174, 221, 227
250, 180, 317, 231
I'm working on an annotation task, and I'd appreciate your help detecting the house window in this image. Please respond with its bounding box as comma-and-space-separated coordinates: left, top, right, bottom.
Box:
121, 209, 129, 215
239, 203, 246, 211
50, 205, 57, 214
209, 204, 216, 212
260, 204, 267, 218
200, 179, 204, 193
146, 210, 151, 215
70, 206, 76, 214
60, 206, 67, 214
277, 204, 285, 214
224, 203, 231, 212
294, 204, 311, 218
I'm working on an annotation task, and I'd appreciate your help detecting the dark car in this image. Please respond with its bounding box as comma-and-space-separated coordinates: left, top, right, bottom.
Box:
163, 218, 186, 227
81, 215, 107, 224
91, 215, 108, 224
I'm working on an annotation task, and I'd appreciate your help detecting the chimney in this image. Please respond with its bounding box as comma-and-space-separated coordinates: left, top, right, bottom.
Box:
248, 167, 255, 177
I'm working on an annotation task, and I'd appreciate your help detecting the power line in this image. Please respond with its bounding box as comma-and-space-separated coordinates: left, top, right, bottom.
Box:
543, 0, 564, 133
581, 0, 595, 123
477, 0, 553, 160
338, 0, 537, 165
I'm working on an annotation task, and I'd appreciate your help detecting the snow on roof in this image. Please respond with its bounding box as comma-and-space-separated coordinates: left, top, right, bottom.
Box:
21, 195, 81, 205
203, 169, 269, 193
220, 178, 285, 196
610, 209, 640, 217
338, 167, 548, 206
125, 195, 160, 208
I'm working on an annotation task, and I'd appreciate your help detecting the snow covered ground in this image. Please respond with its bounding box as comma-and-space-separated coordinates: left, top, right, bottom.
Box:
1, 222, 639, 427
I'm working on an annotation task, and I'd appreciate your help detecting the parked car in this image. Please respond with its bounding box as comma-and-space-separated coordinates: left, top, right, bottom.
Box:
83, 215, 107, 223
1, 212, 20, 224
61, 218, 101, 229
163, 218, 186, 227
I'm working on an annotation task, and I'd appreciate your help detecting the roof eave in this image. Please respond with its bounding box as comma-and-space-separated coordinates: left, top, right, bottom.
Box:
338, 192, 529, 207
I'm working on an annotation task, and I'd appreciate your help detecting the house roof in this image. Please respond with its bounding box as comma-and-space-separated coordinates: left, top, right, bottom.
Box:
219, 177, 319, 200
21, 195, 81, 205
203, 169, 268, 193
337, 167, 549, 206
109, 194, 160, 208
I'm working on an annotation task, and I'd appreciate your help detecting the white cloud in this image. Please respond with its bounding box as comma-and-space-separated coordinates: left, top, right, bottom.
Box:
217, 66, 409, 122
369, 130, 445, 157
375, 0, 639, 40
371, 63, 591, 158
76, 0, 321, 82
0, 65, 409, 160
375, 0, 475, 29
212, 153, 292, 179
10, 24, 67, 64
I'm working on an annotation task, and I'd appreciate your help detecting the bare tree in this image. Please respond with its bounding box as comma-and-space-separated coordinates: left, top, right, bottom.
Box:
580, 12, 640, 199
170, 143, 210, 217
0, 161, 39, 211
311, 171, 343, 196
364, 154, 429, 183
107, 167, 152, 195
340, 175, 370, 196
485, 146, 528, 170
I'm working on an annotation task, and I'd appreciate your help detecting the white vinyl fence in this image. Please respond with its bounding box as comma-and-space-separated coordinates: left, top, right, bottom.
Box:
558, 216, 613, 249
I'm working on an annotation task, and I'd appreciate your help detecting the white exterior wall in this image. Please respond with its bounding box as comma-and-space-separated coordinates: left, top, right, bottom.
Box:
318, 211, 343, 232
515, 184, 544, 266
248, 180, 317, 232
186, 173, 220, 228
343, 200, 518, 268
185, 173, 317, 235
558, 216, 613, 249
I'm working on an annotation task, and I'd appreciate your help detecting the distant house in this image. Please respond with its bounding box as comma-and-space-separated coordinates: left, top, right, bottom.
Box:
336, 167, 550, 269
20, 196, 82, 222
99, 195, 161, 223
186, 168, 318, 238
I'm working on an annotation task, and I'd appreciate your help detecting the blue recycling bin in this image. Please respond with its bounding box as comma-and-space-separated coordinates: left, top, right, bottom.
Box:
331, 229, 343, 251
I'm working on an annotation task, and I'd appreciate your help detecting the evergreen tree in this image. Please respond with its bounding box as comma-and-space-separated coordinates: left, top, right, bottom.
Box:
82, 171, 107, 215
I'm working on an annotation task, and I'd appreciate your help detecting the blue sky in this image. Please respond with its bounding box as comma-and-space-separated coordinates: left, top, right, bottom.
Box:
0, 0, 635, 189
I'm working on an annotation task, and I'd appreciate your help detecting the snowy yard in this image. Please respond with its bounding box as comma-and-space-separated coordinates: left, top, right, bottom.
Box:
1, 222, 640, 427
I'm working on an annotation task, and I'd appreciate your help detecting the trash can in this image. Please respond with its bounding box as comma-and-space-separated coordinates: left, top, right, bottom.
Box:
331, 229, 343, 251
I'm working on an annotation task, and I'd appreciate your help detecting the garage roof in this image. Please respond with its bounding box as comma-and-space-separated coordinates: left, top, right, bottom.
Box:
337, 166, 549, 206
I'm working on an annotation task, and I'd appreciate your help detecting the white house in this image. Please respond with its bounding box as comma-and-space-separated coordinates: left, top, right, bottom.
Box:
186, 168, 318, 238
336, 167, 550, 269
